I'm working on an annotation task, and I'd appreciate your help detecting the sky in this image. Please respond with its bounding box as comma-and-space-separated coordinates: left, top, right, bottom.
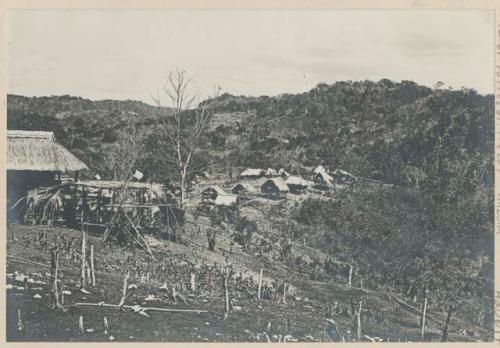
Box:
7, 10, 494, 104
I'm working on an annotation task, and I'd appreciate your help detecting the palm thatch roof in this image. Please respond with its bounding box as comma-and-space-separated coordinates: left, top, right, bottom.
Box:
285, 175, 309, 187
332, 169, 356, 179
215, 194, 238, 207
278, 168, 290, 178
240, 168, 264, 178
232, 182, 257, 194
265, 168, 278, 177
202, 185, 227, 196
314, 171, 334, 187
313, 165, 328, 175
7, 130, 88, 172
262, 177, 289, 192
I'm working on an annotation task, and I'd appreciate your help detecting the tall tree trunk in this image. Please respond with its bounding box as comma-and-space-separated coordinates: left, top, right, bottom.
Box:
180, 166, 187, 207
180, 175, 186, 207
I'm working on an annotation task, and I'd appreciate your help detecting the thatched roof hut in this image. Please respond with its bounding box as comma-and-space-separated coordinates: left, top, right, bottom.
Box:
313, 165, 328, 175
7, 130, 89, 221
278, 168, 290, 179
232, 183, 257, 195
285, 175, 309, 194
240, 168, 264, 179
7, 130, 88, 172
214, 194, 238, 207
261, 177, 289, 200
265, 168, 278, 177
313, 171, 334, 190
201, 185, 227, 202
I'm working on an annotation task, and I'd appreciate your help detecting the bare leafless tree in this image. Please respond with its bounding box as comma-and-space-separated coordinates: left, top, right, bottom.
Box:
152, 69, 220, 207
104, 115, 144, 181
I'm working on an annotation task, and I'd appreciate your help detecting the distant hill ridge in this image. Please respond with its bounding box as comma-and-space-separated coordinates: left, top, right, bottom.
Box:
7, 79, 494, 191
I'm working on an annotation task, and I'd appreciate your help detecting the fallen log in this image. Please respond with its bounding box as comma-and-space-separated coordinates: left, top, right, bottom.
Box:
7, 255, 51, 269
72, 302, 209, 314
184, 237, 203, 248
7, 255, 73, 272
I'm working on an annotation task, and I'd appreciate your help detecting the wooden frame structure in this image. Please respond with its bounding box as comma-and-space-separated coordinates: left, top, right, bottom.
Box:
21, 180, 184, 249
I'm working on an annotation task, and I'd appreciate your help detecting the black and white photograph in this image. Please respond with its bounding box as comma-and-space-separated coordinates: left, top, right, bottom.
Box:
4, 7, 496, 342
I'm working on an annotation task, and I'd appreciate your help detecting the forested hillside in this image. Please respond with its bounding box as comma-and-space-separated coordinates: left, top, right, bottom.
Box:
8, 79, 493, 192
7, 79, 495, 335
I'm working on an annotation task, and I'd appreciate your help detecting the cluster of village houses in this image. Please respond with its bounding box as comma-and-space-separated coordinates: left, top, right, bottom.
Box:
6, 130, 356, 225
200, 165, 356, 209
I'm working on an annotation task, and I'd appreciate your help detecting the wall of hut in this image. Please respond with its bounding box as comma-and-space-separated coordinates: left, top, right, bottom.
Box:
261, 181, 287, 200
7, 170, 60, 221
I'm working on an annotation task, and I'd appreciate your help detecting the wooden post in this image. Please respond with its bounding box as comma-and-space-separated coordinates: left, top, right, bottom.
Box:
90, 245, 96, 287
348, 264, 353, 288
190, 272, 196, 292
97, 189, 102, 223
257, 268, 263, 300
440, 304, 454, 342
357, 301, 363, 341
421, 293, 428, 341
81, 187, 87, 223
50, 247, 62, 308
103, 316, 109, 335
282, 282, 287, 304
118, 271, 129, 308
224, 273, 230, 314
17, 309, 23, 333
80, 229, 87, 288
79, 315, 84, 335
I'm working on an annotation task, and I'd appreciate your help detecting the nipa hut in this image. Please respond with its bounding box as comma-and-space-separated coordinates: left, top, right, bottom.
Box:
313, 166, 334, 190
201, 185, 227, 202
7, 130, 88, 218
261, 177, 289, 200
240, 168, 264, 179
285, 175, 309, 194
201, 185, 237, 207
201, 185, 227, 203
231, 182, 257, 200
278, 168, 290, 179
313, 165, 328, 176
214, 194, 238, 207
265, 168, 278, 177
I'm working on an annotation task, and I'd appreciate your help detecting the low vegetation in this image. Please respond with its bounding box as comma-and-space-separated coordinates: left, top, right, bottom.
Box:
6, 78, 494, 341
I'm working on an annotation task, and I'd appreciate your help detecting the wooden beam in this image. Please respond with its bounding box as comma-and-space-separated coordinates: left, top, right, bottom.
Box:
73, 302, 209, 314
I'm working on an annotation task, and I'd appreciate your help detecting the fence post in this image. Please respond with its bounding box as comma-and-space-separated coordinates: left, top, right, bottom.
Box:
257, 268, 263, 300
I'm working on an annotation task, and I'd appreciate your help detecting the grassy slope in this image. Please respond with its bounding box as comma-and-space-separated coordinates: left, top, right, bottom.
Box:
6, 218, 485, 342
